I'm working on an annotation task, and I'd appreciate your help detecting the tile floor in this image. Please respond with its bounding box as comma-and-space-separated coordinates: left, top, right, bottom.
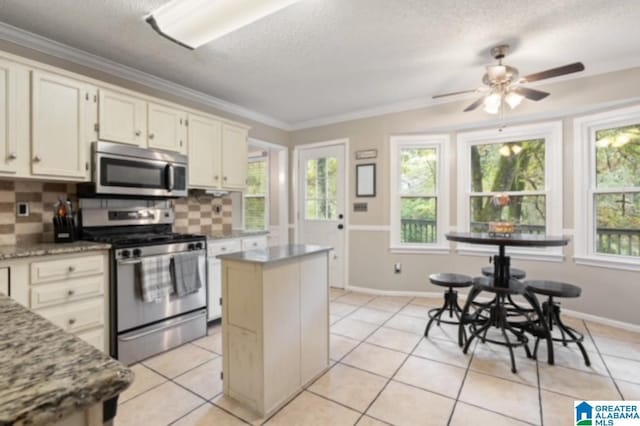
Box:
115, 288, 640, 425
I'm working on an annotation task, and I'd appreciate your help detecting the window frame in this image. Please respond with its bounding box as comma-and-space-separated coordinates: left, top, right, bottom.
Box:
244, 155, 269, 231
574, 104, 640, 271
456, 121, 564, 261
389, 134, 450, 253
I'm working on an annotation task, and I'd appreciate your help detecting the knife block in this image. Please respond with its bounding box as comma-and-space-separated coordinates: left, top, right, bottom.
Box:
53, 215, 77, 243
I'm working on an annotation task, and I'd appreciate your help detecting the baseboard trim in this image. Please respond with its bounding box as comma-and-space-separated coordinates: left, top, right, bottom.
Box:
343, 284, 640, 333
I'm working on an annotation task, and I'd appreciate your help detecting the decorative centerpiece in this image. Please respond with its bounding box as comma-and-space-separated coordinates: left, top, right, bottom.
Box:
488, 194, 515, 236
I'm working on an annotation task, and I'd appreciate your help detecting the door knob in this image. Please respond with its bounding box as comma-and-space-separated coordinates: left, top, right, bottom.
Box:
338, 214, 344, 219
337, 224, 344, 230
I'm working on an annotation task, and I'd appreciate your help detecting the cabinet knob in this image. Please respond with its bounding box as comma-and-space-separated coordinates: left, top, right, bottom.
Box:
214, 175, 219, 180
67, 289, 75, 296
135, 130, 141, 136
148, 133, 155, 140
223, 176, 228, 181
68, 265, 76, 272
33, 155, 41, 162
7, 152, 16, 160
68, 318, 76, 325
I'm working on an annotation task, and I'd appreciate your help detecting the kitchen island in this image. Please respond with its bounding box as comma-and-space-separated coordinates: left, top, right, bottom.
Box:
218, 244, 331, 418
0, 294, 133, 425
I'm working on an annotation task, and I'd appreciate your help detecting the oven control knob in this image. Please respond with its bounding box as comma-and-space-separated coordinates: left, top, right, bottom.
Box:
121, 250, 131, 258
132, 249, 141, 257
188, 243, 195, 250
195, 242, 203, 250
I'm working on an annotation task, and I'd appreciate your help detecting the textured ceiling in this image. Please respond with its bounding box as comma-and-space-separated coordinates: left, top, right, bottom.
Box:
0, 0, 639, 128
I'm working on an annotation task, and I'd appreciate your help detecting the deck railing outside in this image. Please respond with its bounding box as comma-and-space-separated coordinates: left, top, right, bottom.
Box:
400, 220, 640, 256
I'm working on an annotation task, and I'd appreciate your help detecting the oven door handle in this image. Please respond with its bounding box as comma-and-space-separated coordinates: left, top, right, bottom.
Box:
118, 259, 142, 265
118, 313, 205, 342
166, 164, 174, 192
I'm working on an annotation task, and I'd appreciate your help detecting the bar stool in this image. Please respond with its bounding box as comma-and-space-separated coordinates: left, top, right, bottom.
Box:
481, 266, 527, 280
459, 277, 536, 373
424, 273, 473, 338
524, 280, 591, 366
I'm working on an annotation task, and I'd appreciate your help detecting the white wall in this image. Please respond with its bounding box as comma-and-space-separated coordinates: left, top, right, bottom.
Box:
290, 67, 640, 326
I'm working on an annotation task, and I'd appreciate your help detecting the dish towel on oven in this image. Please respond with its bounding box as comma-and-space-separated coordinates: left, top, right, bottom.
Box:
137, 255, 174, 303
171, 252, 202, 296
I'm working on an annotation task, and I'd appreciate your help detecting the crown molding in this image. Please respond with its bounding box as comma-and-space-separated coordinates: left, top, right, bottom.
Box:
0, 22, 292, 131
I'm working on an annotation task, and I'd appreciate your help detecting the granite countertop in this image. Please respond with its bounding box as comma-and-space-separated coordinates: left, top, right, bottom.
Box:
0, 241, 112, 261
207, 230, 269, 241
217, 244, 332, 264
0, 295, 133, 425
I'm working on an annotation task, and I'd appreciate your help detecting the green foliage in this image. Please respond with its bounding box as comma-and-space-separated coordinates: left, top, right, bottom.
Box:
305, 157, 338, 220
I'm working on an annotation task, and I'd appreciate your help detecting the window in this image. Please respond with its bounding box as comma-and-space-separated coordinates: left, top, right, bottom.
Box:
244, 155, 268, 231
390, 134, 449, 252
574, 105, 640, 270
457, 121, 563, 258
305, 156, 338, 220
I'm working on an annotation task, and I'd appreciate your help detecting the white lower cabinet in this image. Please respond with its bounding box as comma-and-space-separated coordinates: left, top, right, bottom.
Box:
3, 251, 109, 353
207, 235, 267, 321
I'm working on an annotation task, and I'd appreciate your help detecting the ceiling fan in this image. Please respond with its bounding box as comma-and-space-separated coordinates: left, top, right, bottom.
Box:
433, 45, 585, 114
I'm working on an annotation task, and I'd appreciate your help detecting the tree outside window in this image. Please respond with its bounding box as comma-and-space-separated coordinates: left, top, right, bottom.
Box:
244, 157, 268, 231
593, 123, 640, 257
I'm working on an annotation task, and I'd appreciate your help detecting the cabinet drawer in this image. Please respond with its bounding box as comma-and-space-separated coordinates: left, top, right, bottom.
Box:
242, 237, 268, 251
31, 255, 104, 284
208, 239, 242, 257
30, 275, 104, 309
36, 298, 104, 333
76, 327, 105, 352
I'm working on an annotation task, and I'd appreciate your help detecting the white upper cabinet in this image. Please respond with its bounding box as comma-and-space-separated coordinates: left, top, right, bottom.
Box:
187, 113, 221, 188
221, 123, 248, 189
98, 89, 147, 147
0, 58, 29, 176
148, 102, 187, 154
31, 70, 95, 180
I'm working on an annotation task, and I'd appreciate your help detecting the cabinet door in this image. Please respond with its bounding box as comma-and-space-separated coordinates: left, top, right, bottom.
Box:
221, 123, 248, 189
0, 267, 8, 296
98, 89, 147, 147
0, 59, 29, 175
148, 102, 187, 153
207, 258, 222, 321
188, 113, 221, 188
31, 70, 92, 179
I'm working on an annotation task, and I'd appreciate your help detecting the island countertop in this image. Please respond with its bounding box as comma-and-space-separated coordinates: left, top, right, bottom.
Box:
0, 295, 133, 425
217, 244, 332, 264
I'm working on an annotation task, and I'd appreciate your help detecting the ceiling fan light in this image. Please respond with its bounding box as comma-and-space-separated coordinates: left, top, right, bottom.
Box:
505, 91, 524, 109
487, 65, 507, 81
147, 0, 301, 49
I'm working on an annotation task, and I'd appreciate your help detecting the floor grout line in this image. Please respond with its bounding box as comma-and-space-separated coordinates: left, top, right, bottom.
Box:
584, 320, 626, 400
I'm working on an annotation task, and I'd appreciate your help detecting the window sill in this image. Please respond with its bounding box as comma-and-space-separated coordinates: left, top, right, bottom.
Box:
389, 245, 451, 255
573, 255, 640, 272
456, 246, 565, 263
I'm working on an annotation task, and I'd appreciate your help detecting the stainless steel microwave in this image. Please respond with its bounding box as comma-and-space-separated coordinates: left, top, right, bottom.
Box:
79, 141, 188, 198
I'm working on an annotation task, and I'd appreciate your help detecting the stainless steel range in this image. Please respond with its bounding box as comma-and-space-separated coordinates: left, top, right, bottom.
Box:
81, 205, 207, 365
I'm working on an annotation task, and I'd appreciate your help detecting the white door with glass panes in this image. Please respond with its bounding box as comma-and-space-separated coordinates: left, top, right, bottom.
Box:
298, 144, 345, 288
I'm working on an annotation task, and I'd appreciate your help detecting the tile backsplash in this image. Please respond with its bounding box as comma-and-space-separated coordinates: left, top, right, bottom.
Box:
0, 180, 233, 245
173, 192, 233, 235
0, 180, 78, 245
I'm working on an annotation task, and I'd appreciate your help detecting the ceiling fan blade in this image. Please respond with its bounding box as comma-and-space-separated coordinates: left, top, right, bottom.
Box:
432, 89, 478, 99
463, 96, 485, 112
522, 62, 585, 83
513, 86, 550, 101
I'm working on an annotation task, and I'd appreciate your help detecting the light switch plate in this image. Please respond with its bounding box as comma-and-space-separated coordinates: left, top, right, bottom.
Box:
17, 202, 29, 217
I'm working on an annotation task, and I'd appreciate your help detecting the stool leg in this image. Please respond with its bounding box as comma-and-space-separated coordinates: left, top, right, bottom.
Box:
459, 286, 479, 347
552, 305, 591, 367
425, 289, 449, 337
524, 291, 554, 365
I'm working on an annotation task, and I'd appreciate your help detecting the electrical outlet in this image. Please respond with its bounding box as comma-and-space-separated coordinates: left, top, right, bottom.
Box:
17, 202, 29, 217
394, 263, 402, 274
